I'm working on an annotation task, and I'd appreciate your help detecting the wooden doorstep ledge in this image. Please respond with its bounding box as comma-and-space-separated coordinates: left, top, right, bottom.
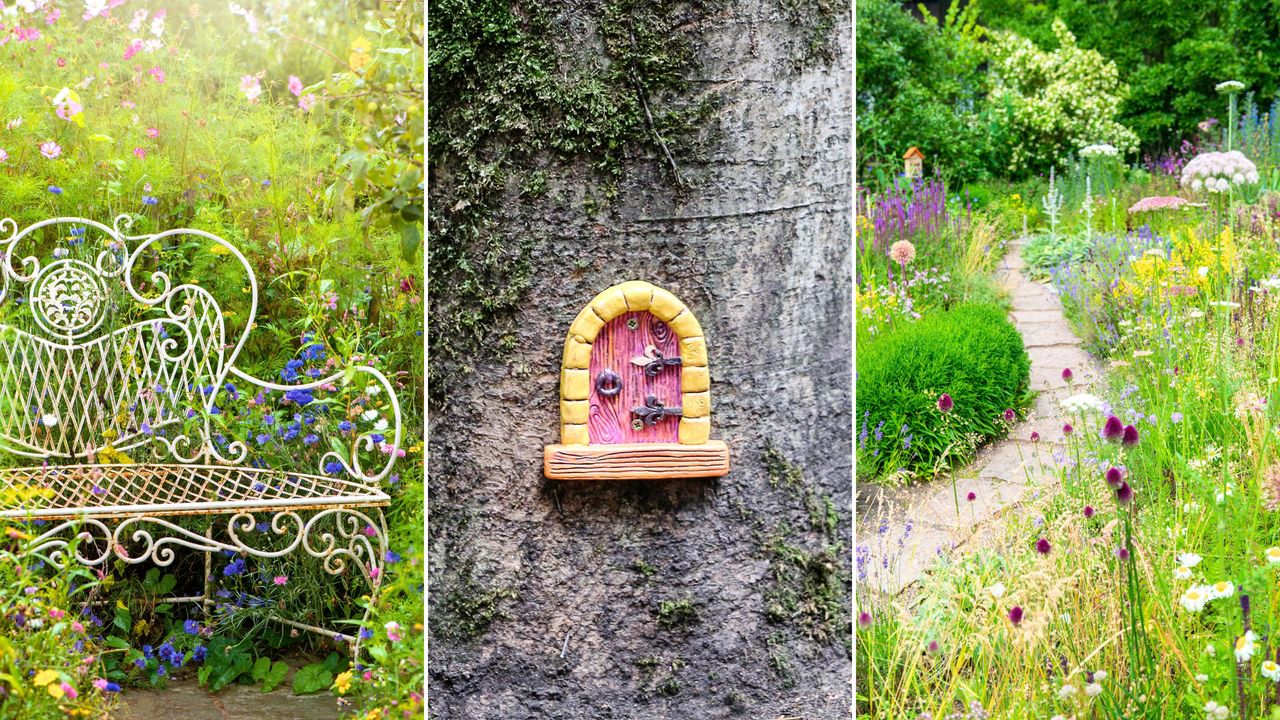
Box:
544, 441, 730, 480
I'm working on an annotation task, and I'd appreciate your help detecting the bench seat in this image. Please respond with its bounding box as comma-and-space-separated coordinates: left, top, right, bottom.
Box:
0, 464, 390, 520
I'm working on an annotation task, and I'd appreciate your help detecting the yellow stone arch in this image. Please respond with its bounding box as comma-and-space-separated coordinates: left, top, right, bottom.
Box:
558, 280, 710, 445
544, 280, 729, 480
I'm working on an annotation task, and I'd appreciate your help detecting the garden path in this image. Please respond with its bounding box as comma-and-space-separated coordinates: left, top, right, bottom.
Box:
117, 660, 340, 720
856, 235, 1100, 597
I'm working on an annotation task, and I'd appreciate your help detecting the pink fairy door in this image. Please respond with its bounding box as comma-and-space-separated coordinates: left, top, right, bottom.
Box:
588, 311, 682, 443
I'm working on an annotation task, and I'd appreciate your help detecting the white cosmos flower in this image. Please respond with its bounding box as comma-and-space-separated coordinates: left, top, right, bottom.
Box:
361, 409, 379, 422
1266, 547, 1280, 564
1264, 661, 1280, 682
1181, 585, 1211, 613
989, 582, 1006, 599
374, 418, 389, 431
1236, 630, 1258, 663
1179, 553, 1203, 567
40, 413, 58, 427
1211, 580, 1235, 599
1174, 565, 1192, 581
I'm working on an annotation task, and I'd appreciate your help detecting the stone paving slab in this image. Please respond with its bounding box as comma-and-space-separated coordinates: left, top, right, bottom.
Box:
117, 661, 341, 720
1019, 321, 1083, 348
919, 477, 1027, 530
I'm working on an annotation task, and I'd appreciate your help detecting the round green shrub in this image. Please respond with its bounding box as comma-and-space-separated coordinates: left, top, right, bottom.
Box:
856, 303, 1030, 482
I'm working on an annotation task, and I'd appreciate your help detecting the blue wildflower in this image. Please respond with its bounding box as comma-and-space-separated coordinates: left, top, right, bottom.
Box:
323, 461, 343, 474
48, 186, 62, 195
223, 558, 246, 576
303, 434, 318, 445
183, 620, 200, 635
142, 195, 158, 205
384, 550, 401, 564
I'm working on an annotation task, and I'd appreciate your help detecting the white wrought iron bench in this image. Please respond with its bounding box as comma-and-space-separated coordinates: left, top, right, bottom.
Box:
0, 216, 401, 655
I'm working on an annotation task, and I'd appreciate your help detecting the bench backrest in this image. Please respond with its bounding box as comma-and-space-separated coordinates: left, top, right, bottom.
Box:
0, 217, 250, 461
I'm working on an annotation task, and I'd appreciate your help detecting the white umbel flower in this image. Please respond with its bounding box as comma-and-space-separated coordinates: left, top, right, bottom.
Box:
1062, 393, 1106, 414
1216, 80, 1246, 93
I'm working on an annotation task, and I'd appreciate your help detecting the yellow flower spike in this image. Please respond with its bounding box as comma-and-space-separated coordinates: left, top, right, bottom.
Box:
33, 669, 59, 687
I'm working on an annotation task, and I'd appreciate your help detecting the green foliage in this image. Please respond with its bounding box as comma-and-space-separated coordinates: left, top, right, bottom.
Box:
856, 0, 1000, 186
977, 0, 1280, 151
431, 557, 518, 643
427, 0, 720, 406
856, 303, 1030, 481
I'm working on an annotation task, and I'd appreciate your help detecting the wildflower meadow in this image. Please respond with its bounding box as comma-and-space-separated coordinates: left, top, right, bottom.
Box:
0, 0, 423, 718
857, 2, 1280, 718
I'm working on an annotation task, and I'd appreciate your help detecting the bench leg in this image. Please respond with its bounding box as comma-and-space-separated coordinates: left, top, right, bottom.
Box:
202, 521, 214, 617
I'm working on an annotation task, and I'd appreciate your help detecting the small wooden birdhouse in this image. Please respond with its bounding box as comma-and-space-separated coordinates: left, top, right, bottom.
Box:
903, 147, 924, 179
544, 280, 730, 480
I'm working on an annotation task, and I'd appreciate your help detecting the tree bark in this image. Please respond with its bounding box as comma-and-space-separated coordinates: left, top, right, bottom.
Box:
428, 2, 852, 717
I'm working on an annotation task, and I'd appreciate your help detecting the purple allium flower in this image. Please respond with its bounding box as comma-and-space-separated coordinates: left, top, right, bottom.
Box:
927, 640, 939, 655
1030, 431, 1040, 443
1036, 538, 1051, 555
1003, 408, 1016, 423
858, 611, 872, 629
1105, 467, 1123, 487
937, 393, 953, 413
1062, 368, 1073, 382
1116, 546, 1130, 561
1103, 415, 1124, 441
1121, 424, 1140, 446
1116, 481, 1134, 504
1063, 423, 1073, 436
967, 491, 977, 502
1008, 606, 1024, 625
1083, 505, 1095, 518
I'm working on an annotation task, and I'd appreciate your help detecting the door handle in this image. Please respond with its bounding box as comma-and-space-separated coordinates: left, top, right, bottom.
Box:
631, 395, 682, 427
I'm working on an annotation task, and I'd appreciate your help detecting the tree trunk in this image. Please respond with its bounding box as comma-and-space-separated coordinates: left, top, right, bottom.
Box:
428, 2, 852, 717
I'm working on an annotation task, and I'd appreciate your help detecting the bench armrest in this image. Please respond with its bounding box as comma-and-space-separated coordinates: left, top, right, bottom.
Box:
226, 364, 403, 485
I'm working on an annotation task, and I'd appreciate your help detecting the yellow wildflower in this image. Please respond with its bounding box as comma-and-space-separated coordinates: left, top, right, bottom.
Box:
33, 670, 59, 687
333, 670, 354, 694
349, 37, 373, 71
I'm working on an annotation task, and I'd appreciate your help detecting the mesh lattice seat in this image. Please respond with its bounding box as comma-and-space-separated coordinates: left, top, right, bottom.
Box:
0, 464, 390, 520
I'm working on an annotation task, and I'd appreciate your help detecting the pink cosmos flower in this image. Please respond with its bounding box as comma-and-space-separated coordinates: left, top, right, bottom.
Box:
46, 8, 61, 24
56, 101, 82, 122
121, 99, 136, 109
39, 141, 61, 159
0, 149, 7, 163
240, 74, 262, 102
298, 93, 316, 112
384, 621, 402, 642
93, 678, 108, 691
71, 621, 84, 632
273, 575, 287, 586
56, 57, 66, 67
123, 38, 142, 61
61, 683, 77, 699
288, 75, 303, 97
146, 127, 158, 138
133, 147, 146, 159
149, 67, 165, 84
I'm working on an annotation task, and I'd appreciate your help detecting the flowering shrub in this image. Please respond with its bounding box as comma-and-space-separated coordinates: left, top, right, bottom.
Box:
987, 19, 1139, 174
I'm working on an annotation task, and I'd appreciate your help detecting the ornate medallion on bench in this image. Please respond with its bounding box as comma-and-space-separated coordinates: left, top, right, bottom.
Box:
543, 281, 730, 480
0, 216, 402, 654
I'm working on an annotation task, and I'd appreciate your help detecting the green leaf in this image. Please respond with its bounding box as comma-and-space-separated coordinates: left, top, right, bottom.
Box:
251, 657, 271, 682
292, 663, 333, 695
104, 636, 131, 650
209, 653, 254, 693
366, 644, 388, 662
88, 133, 114, 143
262, 661, 288, 693
399, 221, 421, 263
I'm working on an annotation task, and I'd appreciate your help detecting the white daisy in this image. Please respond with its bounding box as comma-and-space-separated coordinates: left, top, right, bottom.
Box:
1263, 660, 1280, 682
1265, 547, 1280, 564
1174, 565, 1192, 581
1211, 580, 1235, 600
1179, 553, 1202, 568
1180, 585, 1210, 613
1236, 630, 1258, 663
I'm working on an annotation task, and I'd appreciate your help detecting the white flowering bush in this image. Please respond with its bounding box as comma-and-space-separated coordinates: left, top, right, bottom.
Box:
1180, 150, 1260, 193
987, 19, 1139, 173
